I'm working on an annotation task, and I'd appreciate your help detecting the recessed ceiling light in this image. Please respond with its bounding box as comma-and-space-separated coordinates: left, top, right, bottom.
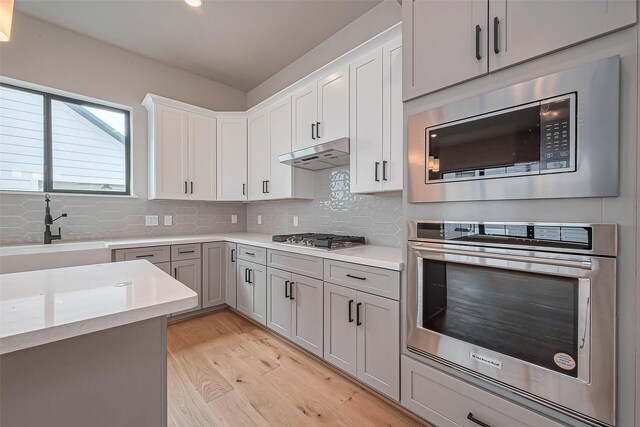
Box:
183, 0, 202, 7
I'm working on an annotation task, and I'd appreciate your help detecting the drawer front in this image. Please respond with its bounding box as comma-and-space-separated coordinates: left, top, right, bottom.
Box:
171, 243, 202, 261
323, 260, 399, 300
267, 249, 323, 279
401, 356, 563, 427
237, 244, 267, 264
114, 246, 170, 264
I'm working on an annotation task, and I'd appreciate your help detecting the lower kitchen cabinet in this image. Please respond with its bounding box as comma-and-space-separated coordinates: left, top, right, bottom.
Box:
237, 259, 267, 325
225, 243, 238, 308
324, 282, 399, 400
267, 267, 324, 357
171, 258, 202, 316
202, 242, 226, 309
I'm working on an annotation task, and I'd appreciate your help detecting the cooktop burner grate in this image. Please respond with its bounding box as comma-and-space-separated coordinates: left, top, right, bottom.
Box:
272, 233, 366, 249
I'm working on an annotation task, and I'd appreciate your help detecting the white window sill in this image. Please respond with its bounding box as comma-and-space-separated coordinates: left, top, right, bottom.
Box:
0, 191, 139, 199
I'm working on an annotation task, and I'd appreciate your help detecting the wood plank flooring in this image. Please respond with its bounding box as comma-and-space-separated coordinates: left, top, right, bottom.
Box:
167, 309, 429, 427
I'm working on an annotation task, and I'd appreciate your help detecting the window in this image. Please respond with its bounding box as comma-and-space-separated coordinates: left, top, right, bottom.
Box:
0, 84, 130, 194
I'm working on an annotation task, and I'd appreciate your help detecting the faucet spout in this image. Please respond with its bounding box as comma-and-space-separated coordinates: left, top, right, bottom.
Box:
43, 194, 67, 244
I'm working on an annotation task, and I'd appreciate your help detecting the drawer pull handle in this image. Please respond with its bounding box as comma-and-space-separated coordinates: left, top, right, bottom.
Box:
245, 252, 255, 256
136, 254, 154, 258
467, 413, 492, 427
178, 250, 195, 254
346, 274, 366, 281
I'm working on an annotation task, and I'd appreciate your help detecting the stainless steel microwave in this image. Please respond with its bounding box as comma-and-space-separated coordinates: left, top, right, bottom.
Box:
407, 56, 620, 202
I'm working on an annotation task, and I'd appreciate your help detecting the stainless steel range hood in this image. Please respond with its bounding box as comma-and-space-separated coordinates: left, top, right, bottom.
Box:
278, 137, 349, 171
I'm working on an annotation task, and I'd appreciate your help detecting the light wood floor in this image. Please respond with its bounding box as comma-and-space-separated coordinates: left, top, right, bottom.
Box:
167, 309, 429, 427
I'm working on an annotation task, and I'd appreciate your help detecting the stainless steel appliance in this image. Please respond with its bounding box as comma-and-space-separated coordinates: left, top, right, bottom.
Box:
279, 137, 350, 170
407, 56, 620, 202
272, 233, 365, 249
407, 221, 617, 426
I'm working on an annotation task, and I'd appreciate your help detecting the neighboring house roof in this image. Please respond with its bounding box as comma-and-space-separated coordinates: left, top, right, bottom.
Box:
64, 103, 125, 144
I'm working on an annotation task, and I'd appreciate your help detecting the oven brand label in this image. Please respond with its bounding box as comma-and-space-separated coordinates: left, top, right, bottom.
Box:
470, 352, 503, 369
553, 353, 576, 370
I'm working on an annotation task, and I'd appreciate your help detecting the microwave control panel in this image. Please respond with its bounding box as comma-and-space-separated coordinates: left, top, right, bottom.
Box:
539, 97, 573, 171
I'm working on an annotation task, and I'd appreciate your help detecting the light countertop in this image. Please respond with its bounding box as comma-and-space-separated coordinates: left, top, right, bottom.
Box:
0, 260, 198, 355
2, 233, 404, 271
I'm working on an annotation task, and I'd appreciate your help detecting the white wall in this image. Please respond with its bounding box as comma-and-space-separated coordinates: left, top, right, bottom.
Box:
246, 0, 401, 107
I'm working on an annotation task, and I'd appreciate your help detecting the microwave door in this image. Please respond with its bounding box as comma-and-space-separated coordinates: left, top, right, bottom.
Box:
411, 244, 591, 383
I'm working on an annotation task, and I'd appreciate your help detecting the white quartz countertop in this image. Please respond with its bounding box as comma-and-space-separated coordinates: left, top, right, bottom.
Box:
2, 233, 404, 271
0, 260, 198, 355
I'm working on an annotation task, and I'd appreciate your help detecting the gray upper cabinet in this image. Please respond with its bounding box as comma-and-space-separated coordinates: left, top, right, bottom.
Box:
225, 243, 238, 308
403, 0, 488, 100
202, 242, 225, 309
403, 0, 637, 100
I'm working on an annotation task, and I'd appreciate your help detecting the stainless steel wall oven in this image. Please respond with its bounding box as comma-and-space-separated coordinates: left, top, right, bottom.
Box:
407, 221, 617, 426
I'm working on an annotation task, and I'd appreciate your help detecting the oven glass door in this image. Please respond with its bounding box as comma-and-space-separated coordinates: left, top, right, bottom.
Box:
414, 246, 590, 380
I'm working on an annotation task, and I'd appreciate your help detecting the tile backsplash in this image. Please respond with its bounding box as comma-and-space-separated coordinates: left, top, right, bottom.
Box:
247, 167, 403, 247
0, 193, 246, 245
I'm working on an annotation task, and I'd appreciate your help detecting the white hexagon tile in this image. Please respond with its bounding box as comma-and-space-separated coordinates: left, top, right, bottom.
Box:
247, 167, 403, 247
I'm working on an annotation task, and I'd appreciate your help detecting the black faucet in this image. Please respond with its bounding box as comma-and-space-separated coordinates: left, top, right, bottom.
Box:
44, 194, 67, 244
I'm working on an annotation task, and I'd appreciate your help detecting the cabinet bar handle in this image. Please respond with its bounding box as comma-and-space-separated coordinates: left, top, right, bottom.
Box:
316, 121, 320, 139
382, 160, 388, 181
245, 252, 255, 256
356, 302, 362, 326
374, 162, 380, 182
173, 268, 178, 279
184, 181, 188, 194
242, 183, 246, 196
178, 250, 195, 254
346, 273, 366, 281
289, 282, 294, 300
311, 123, 316, 140
190, 181, 194, 194
348, 299, 354, 323
467, 413, 492, 427
265, 180, 269, 194
231, 249, 235, 262
493, 17, 500, 54
245, 268, 249, 283
248, 269, 253, 284
475, 25, 482, 60
285, 280, 290, 298
135, 254, 154, 258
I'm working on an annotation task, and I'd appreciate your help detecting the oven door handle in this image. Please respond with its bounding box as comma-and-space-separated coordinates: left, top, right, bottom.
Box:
412, 245, 592, 270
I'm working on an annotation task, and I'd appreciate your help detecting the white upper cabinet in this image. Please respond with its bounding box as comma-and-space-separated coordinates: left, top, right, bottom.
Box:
144, 94, 217, 201
489, 0, 637, 71
267, 98, 294, 199
292, 66, 349, 151
247, 111, 270, 201
403, 0, 636, 100
216, 117, 247, 201
403, 0, 488, 101
350, 38, 403, 194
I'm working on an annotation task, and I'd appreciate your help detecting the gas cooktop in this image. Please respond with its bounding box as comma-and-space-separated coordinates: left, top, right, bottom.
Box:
272, 233, 366, 250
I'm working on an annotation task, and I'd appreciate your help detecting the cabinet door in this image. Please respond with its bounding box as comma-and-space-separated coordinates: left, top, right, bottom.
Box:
356, 292, 399, 400
489, 0, 636, 71
382, 38, 403, 192
323, 282, 357, 376
152, 104, 188, 200
266, 268, 293, 338
402, 0, 488, 100
350, 49, 383, 194
216, 118, 247, 201
247, 111, 270, 201
267, 97, 293, 199
187, 113, 216, 200
292, 83, 318, 151
317, 66, 349, 144
249, 262, 267, 325
291, 274, 323, 357
202, 242, 225, 309
171, 258, 202, 315
236, 260, 254, 318
225, 243, 237, 308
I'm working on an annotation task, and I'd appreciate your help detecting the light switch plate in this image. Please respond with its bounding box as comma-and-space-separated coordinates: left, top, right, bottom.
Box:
164, 215, 172, 226
231, 214, 238, 224
257, 215, 262, 225
145, 215, 158, 226
293, 215, 299, 227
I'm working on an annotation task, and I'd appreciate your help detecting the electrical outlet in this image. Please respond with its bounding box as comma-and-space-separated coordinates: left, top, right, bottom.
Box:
293, 215, 299, 227
231, 214, 238, 224
257, 215, 262, 225
164, 215, 172, 226
145, 215, 158, 226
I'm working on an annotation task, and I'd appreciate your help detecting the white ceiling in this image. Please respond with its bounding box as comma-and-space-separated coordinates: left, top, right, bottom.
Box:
16, 0, 381, 91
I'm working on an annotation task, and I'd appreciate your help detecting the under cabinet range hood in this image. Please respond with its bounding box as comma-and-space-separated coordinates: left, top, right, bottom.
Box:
279, 137, 350, 171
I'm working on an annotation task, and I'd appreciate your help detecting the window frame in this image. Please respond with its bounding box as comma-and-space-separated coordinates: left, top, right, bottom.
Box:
1, 82, 132, 196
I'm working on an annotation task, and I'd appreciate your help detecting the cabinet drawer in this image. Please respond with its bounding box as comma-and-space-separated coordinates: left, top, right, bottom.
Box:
323, 260, 399, 300
401, 356, 563, 427
267, 249, 323, 278
171, 243, 201, 261
114, 246, 170, 264
237, 244, 266, 264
